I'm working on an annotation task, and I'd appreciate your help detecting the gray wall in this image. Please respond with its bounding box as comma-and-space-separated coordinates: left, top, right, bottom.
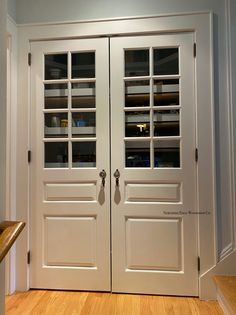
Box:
0, 0, 7, 312
11, 0, 234, 258
7, 0, 16, 21
230, 0, 236, 249
14, 0, 223, 24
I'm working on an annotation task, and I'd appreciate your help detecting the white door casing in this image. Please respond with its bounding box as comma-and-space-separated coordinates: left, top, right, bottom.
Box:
30, 38, 111, 291
31, 33, 198, 295
110, 33, 198, 295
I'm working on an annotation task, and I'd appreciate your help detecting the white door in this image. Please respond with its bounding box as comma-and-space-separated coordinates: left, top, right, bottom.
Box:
110, 34, 198, 295
30, 38, 111, 290
30, 33, 198, 295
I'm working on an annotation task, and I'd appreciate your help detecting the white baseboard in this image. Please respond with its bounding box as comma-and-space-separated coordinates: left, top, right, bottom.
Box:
217, 290, 235, 315
199, 249, 236, 300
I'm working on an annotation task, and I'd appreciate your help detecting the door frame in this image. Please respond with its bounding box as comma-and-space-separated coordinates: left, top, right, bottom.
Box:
16, 12, 216, 298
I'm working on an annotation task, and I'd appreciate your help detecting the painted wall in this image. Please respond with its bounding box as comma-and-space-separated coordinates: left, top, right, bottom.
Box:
12, 0, 234, 259
7, 0, 16, 21
230, 0, 236, 248
0, 0, 7, 312
14, 0, 223, 24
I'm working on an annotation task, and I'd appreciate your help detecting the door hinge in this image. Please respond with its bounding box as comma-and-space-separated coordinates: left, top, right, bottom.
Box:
27, 251, 31, 264
28, 53, 32, 66
195, 148, 198, 162
197, 256, 200, 272
193, 43, 196, 58
28, 150, 31, 163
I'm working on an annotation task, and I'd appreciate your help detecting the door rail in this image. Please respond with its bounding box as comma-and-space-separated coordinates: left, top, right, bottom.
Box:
0, 221, 25, 263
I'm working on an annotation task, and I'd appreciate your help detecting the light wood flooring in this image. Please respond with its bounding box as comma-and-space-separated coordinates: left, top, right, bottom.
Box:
214, 275, 236, 314
6, 290, 224, 315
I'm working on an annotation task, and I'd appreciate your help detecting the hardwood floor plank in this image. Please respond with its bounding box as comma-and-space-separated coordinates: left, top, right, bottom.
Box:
6, 290, 46, 315
6, 290, 224, 315
63, 292, 89, 315
140, 295, 165, 315
163, 296, 194, 315
189, 297, 224, 315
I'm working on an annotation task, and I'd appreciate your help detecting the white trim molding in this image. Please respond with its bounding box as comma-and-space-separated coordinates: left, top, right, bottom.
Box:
221, 0, 236, 260
5, 15, 18, 295
226, 0, 236, 254
0, 0, 7, 312
217, 290, 235, 315
16, 12, 216, 298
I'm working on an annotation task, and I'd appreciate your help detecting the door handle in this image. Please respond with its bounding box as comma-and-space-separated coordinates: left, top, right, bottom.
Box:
113, 169, 120, 187
99, 169, 106, 187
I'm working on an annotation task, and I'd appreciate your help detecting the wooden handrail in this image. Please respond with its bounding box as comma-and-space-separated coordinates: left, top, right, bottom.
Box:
0, 221, 25, 263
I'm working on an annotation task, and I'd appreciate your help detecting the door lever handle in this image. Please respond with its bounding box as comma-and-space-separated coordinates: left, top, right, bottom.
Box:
99, 169, 106, 187
113, 169, 120, 187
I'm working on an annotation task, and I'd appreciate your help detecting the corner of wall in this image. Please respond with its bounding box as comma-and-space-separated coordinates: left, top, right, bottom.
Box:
200, 249, 236, 300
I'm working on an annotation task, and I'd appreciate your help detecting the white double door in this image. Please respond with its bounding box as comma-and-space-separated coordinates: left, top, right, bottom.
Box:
30, 33, 198, 295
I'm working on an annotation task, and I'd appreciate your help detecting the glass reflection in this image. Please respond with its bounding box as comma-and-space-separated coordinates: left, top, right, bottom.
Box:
45, 54, 67, 80
44, 84, 68, 109
153, 48, 179, 75
125, 81, 150, 107
72, 112, 96, 138
154, 140, 180, 168
72, 142, 96, 167
125, 50, 149, 77
125, 111, 150, 137
154, 110, 180, 137
44, 113, 68, 138
45, 142, 68, 168
72, 82, 96, 108
126, 141, 150, 167
72, 52, 95, 78
154, 79, 179, 106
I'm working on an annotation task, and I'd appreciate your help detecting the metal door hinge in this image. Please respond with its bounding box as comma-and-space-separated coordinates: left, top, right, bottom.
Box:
28, 150, 31, 163
195, 148, 198, 162
27, 251, 31, 264
197, 256, 200, 272
194, 43, 196, 58
28, 53, 32, 66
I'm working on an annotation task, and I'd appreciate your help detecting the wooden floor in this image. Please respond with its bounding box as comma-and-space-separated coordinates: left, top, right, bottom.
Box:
214, 275, 236, 314
6, 290, 224, 315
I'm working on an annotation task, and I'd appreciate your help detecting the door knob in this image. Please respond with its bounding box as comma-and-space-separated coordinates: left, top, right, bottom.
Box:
113, 169, 120, 187
99, 169, 106, 187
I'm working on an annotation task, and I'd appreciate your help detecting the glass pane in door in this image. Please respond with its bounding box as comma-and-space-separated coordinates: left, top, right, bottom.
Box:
45, 113, 68, 138
153, 48, 179, 75
153, 79, 179, 106
125, 50, 149, 77
154, 140, 180, 168
72, 112, 96, 138
125, 111, 150, 137
125, 141, 150, 167
72, 141, 96, 167
45, 142, 68, 168
125, 80, 150, 107
44, 84, 68, 109
153, 110, 180, 137
45, 54, 68, 80
72, 52, 95, 78
72, 82, 96, 108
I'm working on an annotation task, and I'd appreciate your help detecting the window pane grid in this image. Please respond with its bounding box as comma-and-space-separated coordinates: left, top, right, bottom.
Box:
124, 47, 181, 168
44, 51, 97, 169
